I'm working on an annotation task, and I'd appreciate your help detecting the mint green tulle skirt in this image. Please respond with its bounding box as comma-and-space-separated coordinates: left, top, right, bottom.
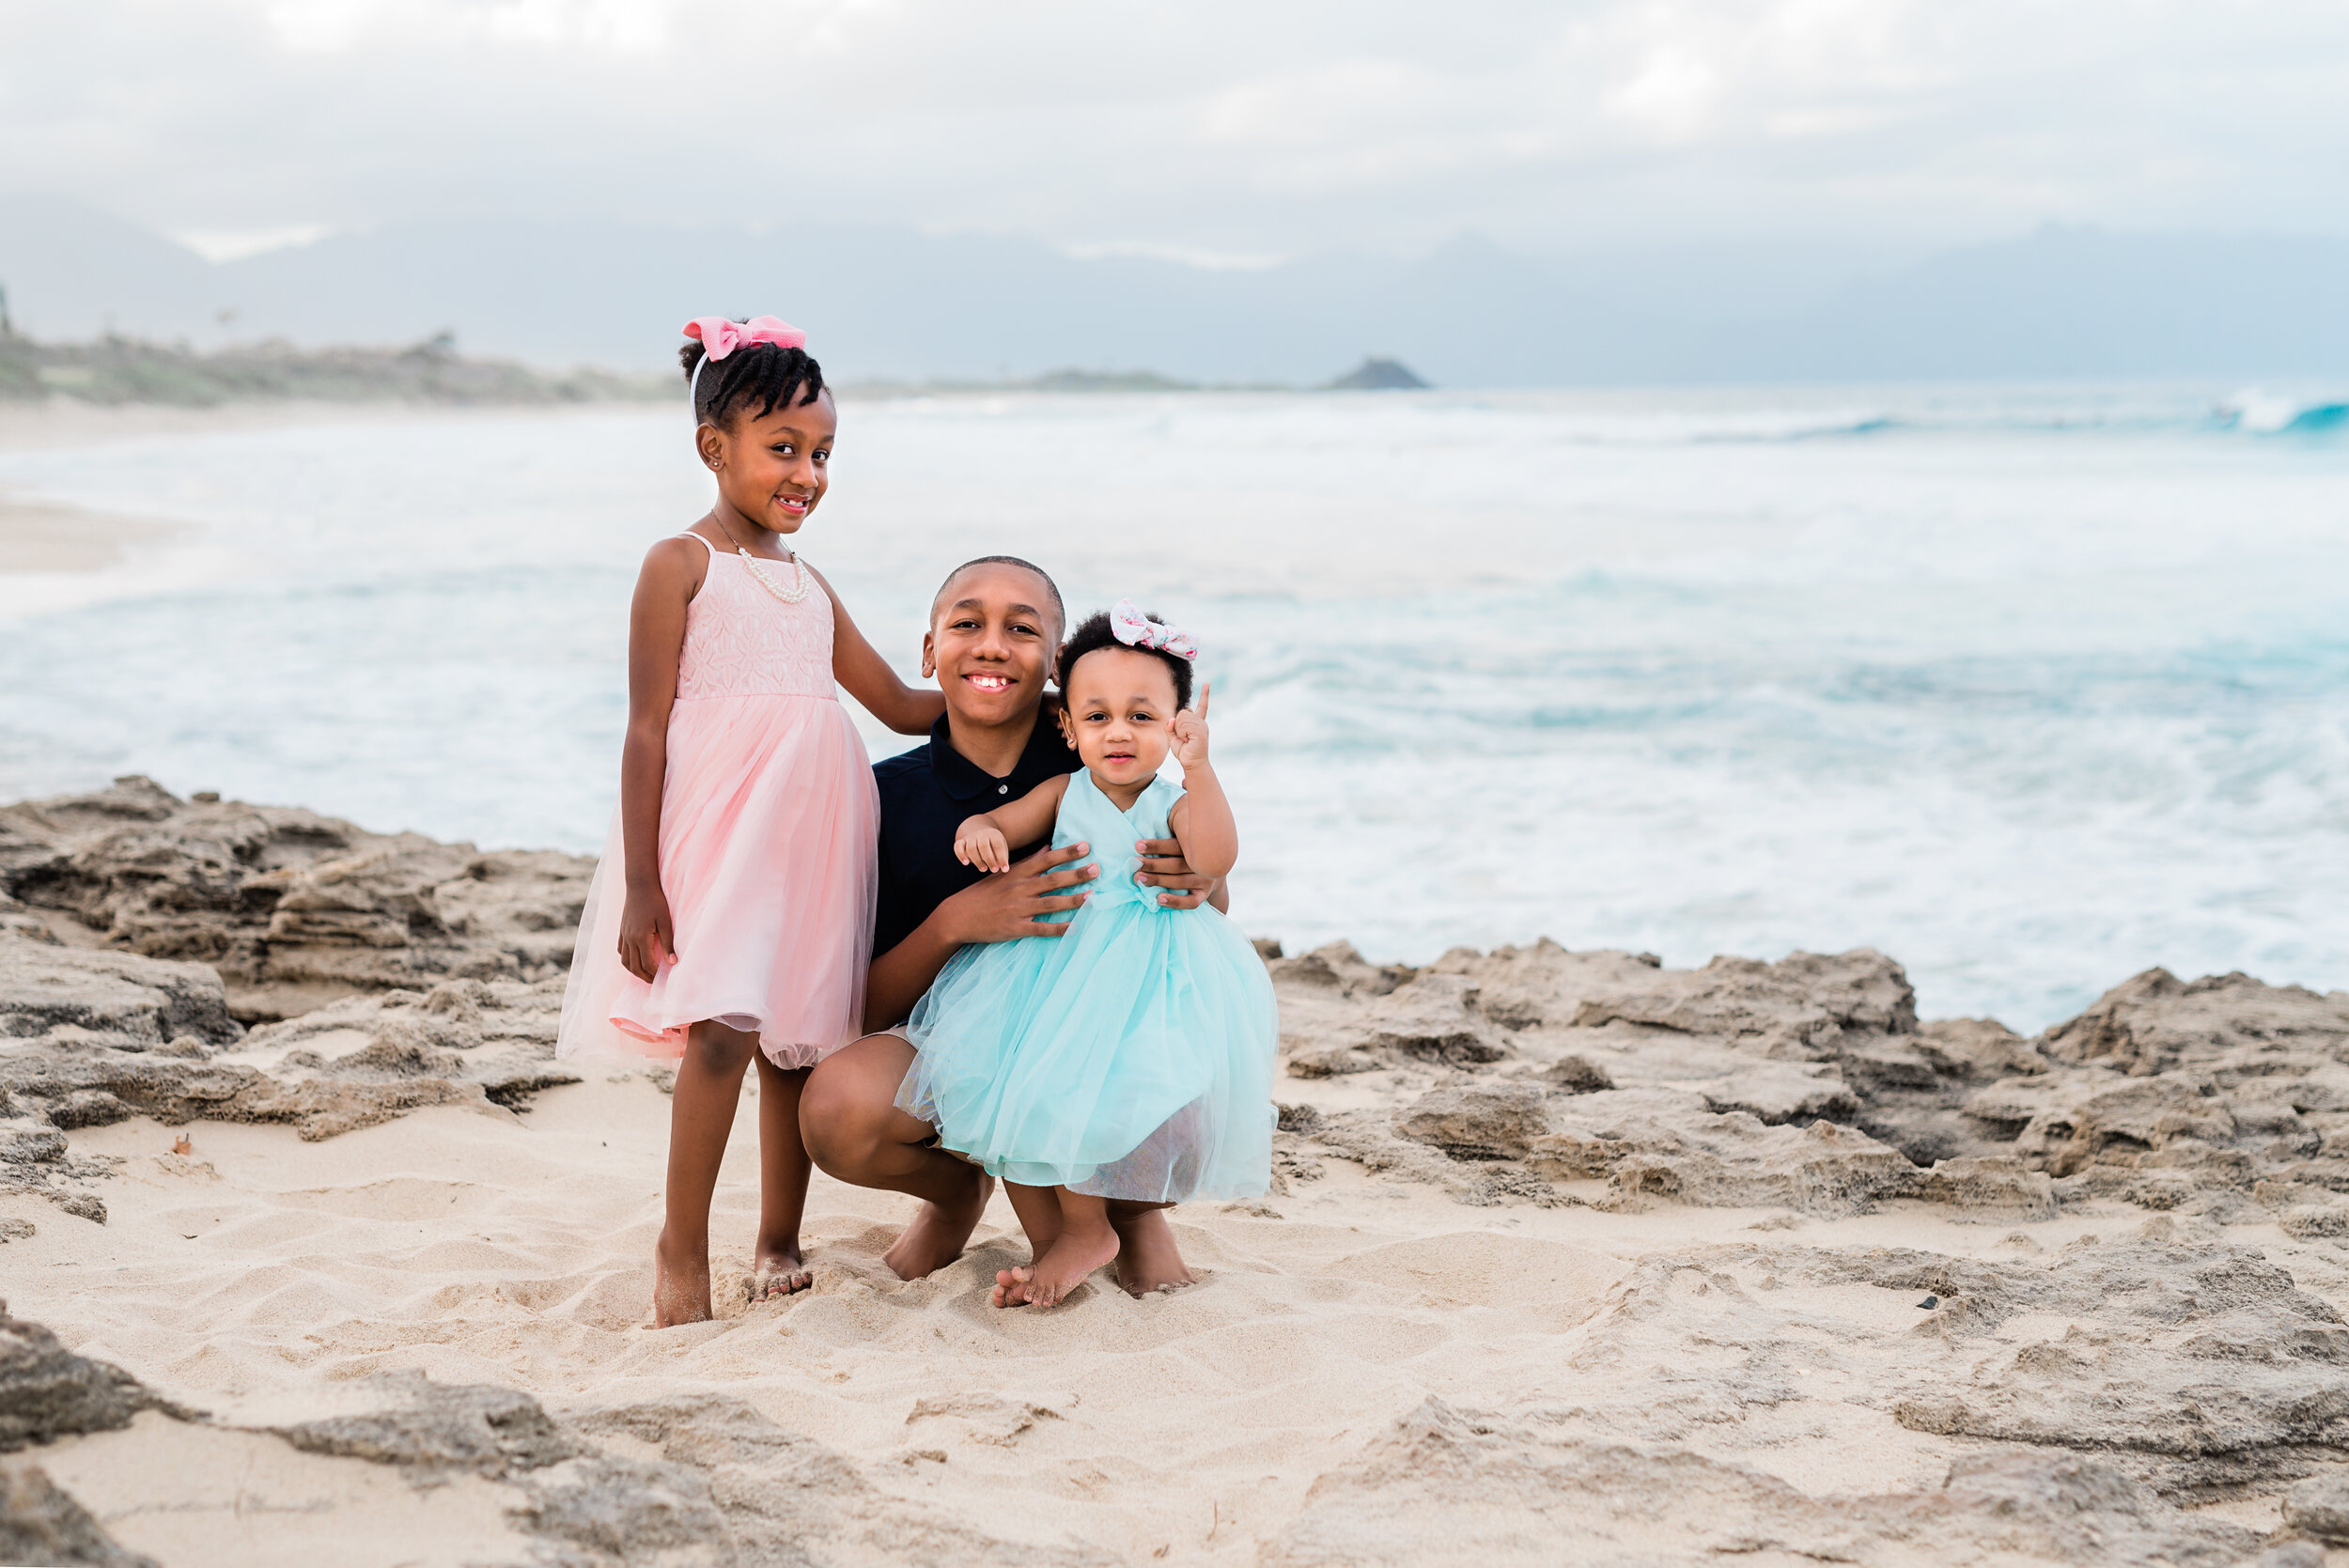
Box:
897, 777, 1276, 1202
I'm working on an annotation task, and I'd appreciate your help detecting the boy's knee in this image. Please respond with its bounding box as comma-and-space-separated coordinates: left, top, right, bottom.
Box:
800, 1063, 878, 1172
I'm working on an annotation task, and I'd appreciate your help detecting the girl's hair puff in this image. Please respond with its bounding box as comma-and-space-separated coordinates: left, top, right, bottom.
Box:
679, 331, 827, 428
1057, 609, 1193, 711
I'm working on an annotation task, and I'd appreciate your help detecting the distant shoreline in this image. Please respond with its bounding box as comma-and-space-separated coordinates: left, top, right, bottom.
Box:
0, 323, 1432, 409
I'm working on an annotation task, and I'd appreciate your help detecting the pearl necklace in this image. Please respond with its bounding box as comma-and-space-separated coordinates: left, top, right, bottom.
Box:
736, 547, 812, 605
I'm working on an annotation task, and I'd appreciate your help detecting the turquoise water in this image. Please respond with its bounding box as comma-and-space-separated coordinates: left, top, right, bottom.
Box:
3, 384, 2344, 1030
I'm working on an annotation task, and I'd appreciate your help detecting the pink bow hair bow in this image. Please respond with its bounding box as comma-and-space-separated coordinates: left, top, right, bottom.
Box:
681, 315, 806, 361
1110, 598, 1199, 661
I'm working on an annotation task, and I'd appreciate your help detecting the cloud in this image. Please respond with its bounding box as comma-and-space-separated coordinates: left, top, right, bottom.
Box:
2, 0, 2345, 256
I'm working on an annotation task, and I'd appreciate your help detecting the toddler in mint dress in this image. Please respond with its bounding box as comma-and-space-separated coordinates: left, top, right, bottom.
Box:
897, 602, 1275, 1305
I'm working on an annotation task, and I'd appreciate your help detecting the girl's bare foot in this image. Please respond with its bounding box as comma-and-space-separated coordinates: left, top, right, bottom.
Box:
751, 1236, 812, 1300
1003, 1212, 1119, 1308
651, 1229, 714, 1327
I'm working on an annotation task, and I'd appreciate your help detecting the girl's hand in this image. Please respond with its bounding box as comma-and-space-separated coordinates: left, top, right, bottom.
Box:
617, 887, 677, 984
1171, 680, 1213, 773
956, 818, 1012, 873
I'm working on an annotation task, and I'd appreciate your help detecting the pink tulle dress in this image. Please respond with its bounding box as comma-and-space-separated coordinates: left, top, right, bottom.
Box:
558, 532, 879, 1069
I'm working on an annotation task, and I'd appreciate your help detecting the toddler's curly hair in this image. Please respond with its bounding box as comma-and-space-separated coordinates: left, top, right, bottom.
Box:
1056, 609, 1193, 710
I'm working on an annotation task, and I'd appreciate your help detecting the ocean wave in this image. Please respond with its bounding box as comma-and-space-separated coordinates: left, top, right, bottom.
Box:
2215, 390, 2349, 436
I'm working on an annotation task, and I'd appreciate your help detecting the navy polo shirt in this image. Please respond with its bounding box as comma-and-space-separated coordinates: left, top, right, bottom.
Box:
872, 714, 1082, 961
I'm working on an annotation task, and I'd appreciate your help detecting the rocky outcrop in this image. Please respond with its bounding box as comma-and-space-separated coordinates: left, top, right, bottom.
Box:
0, 937, 241, 1046
0, 1302, 187, 1453
272, 1372, 579, 1475
1, 776, 594, 1020
1267, 1396, 2261, 1567
272, 1374, 1117, 1566
0, 936, 578, 1215
1267, 938, 2349, 1232
0, 1464, 157, 1568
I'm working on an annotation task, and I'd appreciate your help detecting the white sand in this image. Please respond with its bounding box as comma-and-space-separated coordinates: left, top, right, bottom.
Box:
3, 1071, 2263, 1565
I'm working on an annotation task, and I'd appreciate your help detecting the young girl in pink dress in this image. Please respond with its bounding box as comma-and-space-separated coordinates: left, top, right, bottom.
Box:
558, 316, 943, 1327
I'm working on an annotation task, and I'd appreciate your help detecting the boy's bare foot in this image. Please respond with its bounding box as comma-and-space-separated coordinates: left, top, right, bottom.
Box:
882, 1172, 995, 1281
1110, 1207, 1196, 1296
1002, 1214, 1119, 1308
651, 1229, 714, 1327
751, 1237, 813, 1300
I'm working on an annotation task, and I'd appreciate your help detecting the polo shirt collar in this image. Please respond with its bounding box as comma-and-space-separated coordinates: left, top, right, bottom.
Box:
927, 712, 1066, 802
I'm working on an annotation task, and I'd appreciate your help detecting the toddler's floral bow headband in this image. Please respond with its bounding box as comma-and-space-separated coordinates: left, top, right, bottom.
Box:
683, 315, 806, 404
1111, 598, 1199, 661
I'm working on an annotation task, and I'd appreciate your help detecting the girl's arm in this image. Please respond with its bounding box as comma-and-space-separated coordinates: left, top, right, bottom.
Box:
615, 536, 703, 982
954, 774, 1070, 873
807, 564, 946, 736
1166, 683, 1237, 879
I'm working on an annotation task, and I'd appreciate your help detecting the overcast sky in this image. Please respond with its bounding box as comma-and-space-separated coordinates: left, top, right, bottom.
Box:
7, 0, 2347, 263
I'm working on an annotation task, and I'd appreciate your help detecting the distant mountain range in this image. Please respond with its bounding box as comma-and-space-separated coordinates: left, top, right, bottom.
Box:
0, 194, 2342, 386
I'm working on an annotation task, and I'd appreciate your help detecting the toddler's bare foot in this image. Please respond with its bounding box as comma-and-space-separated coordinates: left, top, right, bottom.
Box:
1111, 1208, 1196, 1296
751, 1237, 812, 1300
1014, 1216, 1119, 1308
992, 1265, 1043, 1308
650, 1229, 714, 1327
882, 1172, 995, 1281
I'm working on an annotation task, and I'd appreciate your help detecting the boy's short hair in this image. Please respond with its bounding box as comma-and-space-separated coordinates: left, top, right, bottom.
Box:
929, 556, 1066, 636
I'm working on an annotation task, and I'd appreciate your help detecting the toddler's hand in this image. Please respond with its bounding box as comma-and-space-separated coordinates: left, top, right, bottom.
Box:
955, 819, 1012, 873
1171, 680, 1213, 772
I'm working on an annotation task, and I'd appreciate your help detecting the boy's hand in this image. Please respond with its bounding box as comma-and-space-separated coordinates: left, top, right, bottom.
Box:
1171, 680, 1212, 773
1134, 839, 1219, 909
955, 817, 1012, 873
938, 841, 1098, 941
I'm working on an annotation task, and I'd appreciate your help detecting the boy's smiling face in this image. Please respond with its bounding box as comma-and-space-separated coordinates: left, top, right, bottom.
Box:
924, 563, 1062, 727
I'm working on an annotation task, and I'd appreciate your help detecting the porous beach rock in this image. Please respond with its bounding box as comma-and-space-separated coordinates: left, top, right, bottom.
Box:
2044, 967, 2349, 1078
272, 1377, 1117, 1567
1559, 946, 1920, 1054
2284, 1470, 2349, 1543
0, 935, 580, 1212
0, 776, 594, 1020
226, 974, 583, 1131
1394, 1081, 1549, 1158
1269, 935, 2348, 1229
0, 1464, 157, 1568
272, 1371, 578, 1475
0, 937, 240, 1046
0, 1301, 186, 1452
1265, 1395, 2259, 1567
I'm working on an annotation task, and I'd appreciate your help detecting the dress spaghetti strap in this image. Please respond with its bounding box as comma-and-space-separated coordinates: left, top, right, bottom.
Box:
675, 531, 717, 557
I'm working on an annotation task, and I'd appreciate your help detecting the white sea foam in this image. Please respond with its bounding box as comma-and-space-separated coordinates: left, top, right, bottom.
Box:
2, 385, 2343, 1031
